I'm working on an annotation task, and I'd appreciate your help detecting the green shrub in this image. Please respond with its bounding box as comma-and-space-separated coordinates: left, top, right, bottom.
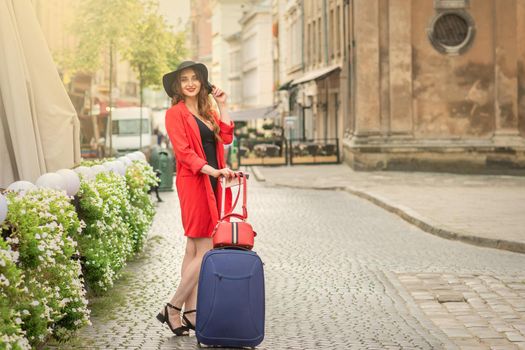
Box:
2, 189, 90, 346
0, 239, 30, 350
0, 158, 157, 347
125, 161, 157, 253
75, 159, 157, 292
75, 171, 134, 294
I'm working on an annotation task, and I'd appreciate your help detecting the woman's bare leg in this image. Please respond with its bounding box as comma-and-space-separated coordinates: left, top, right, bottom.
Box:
166, 237, 212, 327
183, 284, 198, 326
181, 238, 196, 278
181, 240, 197, 322
161, 237, 195, 328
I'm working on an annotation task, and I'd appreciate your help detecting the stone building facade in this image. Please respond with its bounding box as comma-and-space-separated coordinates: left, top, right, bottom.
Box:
210, 0, 245, 97
238, 1, 274, 109
343, 0, 525, 172
189, 0, 213, 68
272, 0, 299, 136
225, 32, 243, 110
280, 0, 348, 143
218, 0, 276, 123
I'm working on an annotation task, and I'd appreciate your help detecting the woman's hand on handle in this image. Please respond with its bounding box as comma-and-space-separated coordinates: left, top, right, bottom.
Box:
200, 165, 237, 181
214, 167, 236, 181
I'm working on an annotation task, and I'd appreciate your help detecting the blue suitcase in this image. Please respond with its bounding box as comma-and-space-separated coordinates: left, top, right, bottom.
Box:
196, 248, 265, 348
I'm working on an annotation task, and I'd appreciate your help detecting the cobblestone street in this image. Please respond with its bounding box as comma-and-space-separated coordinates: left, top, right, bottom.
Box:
51, 178, 525, 350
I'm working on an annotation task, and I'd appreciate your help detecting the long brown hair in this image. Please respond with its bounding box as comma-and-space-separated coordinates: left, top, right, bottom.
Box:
171, 68, 221, 141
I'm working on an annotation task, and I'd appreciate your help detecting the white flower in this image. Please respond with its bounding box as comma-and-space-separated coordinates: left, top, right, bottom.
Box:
31, 300, 40, 306
0, 274, 10, 287
6, 237, 19, 245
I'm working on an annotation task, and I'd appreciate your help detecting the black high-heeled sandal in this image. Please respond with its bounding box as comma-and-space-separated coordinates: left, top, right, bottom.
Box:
182, 309, 196, 331
156, 303, 189, 336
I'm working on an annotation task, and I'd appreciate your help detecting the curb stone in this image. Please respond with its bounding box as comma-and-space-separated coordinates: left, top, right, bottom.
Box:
248, 166, 266, 182
259, 180, 525, 255
379, 271, 459, 350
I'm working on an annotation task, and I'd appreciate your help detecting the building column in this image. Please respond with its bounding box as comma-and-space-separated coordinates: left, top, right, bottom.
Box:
388, 0, 413, 136
493, 0, 520, 140
353, 0, 381, 138
379, 0, 390, 136
518, 0, 525, 136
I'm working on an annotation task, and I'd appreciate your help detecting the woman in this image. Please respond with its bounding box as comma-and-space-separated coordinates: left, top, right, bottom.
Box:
157, 61, 236, 335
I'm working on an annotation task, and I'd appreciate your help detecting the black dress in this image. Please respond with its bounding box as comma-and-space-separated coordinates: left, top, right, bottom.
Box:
194, 115, 218, 193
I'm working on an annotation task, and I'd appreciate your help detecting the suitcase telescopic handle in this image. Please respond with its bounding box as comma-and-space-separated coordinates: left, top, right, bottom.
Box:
220, 172, 248, 220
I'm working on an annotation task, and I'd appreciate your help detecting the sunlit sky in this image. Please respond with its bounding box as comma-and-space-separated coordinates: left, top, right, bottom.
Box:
158, 0, 190, 32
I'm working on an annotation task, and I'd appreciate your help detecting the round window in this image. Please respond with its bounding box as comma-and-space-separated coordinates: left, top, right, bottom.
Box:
428, 11, 475, 55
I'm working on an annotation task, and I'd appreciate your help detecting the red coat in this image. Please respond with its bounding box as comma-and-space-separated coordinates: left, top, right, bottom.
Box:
165, 100, 234, 238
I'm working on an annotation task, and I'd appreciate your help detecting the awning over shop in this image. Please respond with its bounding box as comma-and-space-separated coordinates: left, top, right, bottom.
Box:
277, 80, 293, 91
229, 105, 279, 121
291, 64, 341, 86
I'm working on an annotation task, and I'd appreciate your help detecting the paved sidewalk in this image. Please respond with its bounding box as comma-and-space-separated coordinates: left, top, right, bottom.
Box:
253, 165, 525, 254
47, 176, 525, 349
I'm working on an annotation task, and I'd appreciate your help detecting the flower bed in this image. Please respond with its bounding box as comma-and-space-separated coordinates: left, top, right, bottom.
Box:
0, 156, 158, 349
75, 160, 157, 293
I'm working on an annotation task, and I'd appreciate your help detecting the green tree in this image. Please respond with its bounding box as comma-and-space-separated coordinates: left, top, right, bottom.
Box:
56, 0, 186, 151
124, 10, 187, 146
70, 0, 144, 72
165, 30, 188, 71
66, 0, 144, 152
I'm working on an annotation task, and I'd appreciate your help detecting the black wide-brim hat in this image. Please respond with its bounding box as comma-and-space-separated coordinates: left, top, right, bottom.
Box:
162, 61, 213, 98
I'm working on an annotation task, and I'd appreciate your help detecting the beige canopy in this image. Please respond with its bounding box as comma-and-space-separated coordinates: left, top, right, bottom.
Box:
0, 0, 80, 188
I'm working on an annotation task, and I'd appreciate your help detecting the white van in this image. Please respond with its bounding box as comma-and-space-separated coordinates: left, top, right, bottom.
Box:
109, 107, 152, 154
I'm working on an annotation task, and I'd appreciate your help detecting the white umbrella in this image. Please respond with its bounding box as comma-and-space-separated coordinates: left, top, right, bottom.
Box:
0, 0, 80, 188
